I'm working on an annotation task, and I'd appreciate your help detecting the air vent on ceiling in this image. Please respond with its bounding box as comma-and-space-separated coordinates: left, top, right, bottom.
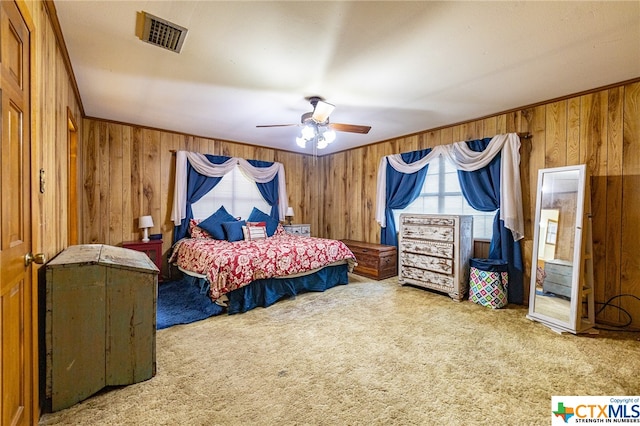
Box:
139, 11, 187, 53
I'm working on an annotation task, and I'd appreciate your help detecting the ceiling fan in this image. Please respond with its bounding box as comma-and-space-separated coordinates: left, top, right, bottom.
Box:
256, 96, 372, 137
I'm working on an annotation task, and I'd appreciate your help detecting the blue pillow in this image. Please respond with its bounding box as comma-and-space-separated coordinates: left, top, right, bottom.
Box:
247, 207, 279, 237
198, 206, 236, 240
222, 220, 246, 242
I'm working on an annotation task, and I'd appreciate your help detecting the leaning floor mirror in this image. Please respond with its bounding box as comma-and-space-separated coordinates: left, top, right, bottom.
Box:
527, 164, 596, 334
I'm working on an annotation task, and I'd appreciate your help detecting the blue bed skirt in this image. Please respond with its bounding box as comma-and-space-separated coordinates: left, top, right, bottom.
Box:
188, 263, 348, 315
227, 263, 348, 314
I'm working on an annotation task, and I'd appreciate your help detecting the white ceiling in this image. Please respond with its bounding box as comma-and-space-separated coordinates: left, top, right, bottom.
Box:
54, 1, 640, 155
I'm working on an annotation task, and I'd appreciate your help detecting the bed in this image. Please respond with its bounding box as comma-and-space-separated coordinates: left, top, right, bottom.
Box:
169, 217, 356, 314
168, 152, 357, 315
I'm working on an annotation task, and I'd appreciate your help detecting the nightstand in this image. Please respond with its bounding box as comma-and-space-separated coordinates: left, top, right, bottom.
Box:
122, 239, 163, 281
283, 224, 311, 237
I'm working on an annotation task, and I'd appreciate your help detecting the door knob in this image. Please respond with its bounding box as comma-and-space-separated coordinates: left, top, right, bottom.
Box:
25, 252, 46, 266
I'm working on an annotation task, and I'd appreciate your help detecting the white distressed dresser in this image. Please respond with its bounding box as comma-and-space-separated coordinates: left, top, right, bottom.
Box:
398, 214, 473, 301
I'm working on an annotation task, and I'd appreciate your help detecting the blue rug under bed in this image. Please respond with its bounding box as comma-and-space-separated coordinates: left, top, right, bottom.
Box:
157, 263, 349, 329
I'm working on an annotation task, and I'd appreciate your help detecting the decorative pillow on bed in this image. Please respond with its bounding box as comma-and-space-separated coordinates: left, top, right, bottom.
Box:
198, 206, 237, 240
247, 208, 279, 237
243, 224, 267, 241
191, 225, 212, 239
222, 220, 246, 242
189, 219, 212, 239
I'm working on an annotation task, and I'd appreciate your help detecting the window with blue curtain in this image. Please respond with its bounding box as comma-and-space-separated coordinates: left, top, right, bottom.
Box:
457, 137, 523, 304
393, 156, 495, 239
381, 148, 431, 246
192, 165, 271, 220
383, 136, 524, 304
173, 156, 281, 243
173, 154, 229, 242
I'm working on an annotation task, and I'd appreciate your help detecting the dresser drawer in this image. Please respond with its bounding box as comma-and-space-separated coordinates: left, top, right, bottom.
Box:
400, 240, 454, 259
400, 251, 453, 275
401, 224, 454, 242
400, 265, 455, 289
544, 269, 572, 285
544, 261, 572, 277
283, 224, 311, 237
401, 216, 455, 227
542, 259, 573, 298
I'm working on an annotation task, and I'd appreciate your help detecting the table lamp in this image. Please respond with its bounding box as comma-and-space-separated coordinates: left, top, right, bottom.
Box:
285, 207, 294, 225
139, 215, 154, 242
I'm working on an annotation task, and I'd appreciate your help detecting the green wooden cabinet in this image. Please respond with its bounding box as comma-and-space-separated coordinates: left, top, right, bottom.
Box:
44, 244, 159, 411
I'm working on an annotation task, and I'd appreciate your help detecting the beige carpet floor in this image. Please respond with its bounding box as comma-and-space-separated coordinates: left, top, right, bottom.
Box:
39, 274, 640, 425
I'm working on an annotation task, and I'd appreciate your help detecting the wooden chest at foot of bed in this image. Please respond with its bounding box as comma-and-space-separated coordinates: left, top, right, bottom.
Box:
342, 240, 397, 280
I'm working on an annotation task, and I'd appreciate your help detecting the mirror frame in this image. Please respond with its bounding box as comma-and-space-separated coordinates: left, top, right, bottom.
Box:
527, 164, 595, 334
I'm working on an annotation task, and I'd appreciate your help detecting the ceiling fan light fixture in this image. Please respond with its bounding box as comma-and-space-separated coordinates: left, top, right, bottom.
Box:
301, 124, 316, 140
300, 111, 313, 124
296, 136, 307, 148
312, 100, 335, 123
323, 129, 336, 144
256, 96, 370, 151
316, 137, 328, 150
297, 122, 334, 150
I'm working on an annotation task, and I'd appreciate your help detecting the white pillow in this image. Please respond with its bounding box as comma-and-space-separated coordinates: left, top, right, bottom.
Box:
243, 225, 267, 241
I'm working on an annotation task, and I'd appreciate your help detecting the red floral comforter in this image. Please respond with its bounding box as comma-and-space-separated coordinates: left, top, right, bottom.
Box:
169, 230, 356, 301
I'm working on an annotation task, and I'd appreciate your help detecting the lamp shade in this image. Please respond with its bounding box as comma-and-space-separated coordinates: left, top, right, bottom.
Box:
139, 215, 154, 229
286, 207, 294, 217
312, 100, 335, 123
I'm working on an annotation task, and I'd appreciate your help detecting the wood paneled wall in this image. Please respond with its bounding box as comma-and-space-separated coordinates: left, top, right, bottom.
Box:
22, 0, 83, 269
80, 81, 639, 327
80, 81, 640, 327
317, 81, 640, 327
79, 122, 319, 279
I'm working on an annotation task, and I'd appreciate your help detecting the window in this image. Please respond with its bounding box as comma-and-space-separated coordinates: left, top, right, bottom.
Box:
191, 165, 271, 220
393, 156, 495, 239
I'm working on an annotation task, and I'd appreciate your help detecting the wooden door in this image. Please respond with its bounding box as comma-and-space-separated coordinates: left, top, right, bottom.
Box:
0, 1, 32, 425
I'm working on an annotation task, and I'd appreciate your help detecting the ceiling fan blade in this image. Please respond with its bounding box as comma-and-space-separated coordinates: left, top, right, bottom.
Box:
312, 100, 335, 123
256, 124, 299, 128
329, 123, 371, 134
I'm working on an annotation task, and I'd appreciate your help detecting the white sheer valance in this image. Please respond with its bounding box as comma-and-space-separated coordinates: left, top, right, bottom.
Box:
171, 151, 289, 225
375, 133, 524, 241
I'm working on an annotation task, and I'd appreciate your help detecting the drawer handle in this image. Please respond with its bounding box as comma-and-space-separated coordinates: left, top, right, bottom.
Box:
361, 249, 368, 252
